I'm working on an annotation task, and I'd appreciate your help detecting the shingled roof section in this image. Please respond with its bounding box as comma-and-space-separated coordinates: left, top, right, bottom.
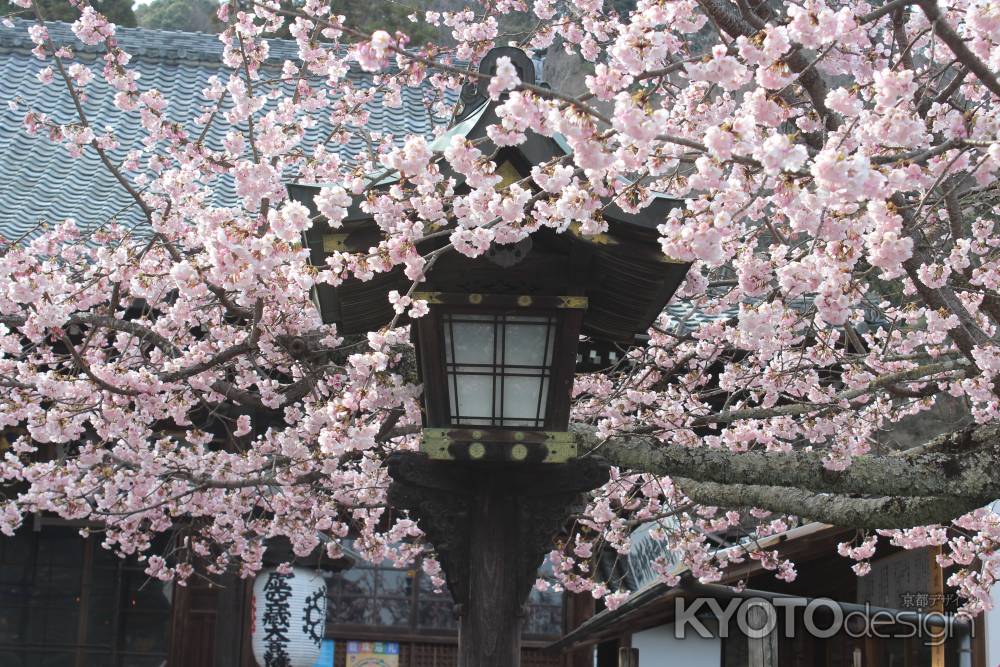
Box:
0, 20, 451, 242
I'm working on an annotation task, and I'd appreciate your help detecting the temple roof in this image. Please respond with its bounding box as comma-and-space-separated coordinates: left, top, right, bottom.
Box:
0, 19, 450, 242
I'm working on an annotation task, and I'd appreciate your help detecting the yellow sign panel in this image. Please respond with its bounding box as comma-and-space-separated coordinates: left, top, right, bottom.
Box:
346, 641, 400, 667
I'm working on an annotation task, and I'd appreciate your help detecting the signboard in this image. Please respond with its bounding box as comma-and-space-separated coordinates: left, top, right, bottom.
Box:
627, 520, 680, 592
346, 641, 400, 667
312, 640, 335, 667
856, 548, 935, 610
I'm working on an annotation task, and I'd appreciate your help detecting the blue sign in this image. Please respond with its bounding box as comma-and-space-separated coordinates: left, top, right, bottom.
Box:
312, 640, 335, 667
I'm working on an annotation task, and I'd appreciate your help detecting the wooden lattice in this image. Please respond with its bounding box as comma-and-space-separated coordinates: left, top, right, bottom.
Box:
328, 640, 561, 666
523, 647, 563, 666
405, 642, 456, 667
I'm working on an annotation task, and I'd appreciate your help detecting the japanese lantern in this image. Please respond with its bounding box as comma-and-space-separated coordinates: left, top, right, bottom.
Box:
251, 567, 328, 667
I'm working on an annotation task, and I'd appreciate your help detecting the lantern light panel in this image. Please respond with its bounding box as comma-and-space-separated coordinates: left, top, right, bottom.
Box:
413, 292, 586, 464
442, 311, 556, 429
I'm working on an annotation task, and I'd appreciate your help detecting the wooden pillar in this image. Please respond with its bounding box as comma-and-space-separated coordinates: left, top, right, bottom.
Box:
74, 537, 95, 667
596, 640, 622, 667
929, 546, 945, 667
747, 600, 778, 667
212, 575, 253, 667
458, 483, 525, 667
168, 578, 219, 667
971, 613, 987, 667
387, 454, 611, 667
564, 593, 596, 667
617, 647, 639, 667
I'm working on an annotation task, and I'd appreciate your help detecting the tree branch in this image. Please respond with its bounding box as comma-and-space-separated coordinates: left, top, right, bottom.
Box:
688, 359, 965, 426
919, 0, 1000, 99
582, 423, 1000, 501
674, 477, 985, 528
699, 0, 835, 131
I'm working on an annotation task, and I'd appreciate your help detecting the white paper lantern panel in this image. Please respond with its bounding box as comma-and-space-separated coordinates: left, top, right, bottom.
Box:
251, 567, 328, 667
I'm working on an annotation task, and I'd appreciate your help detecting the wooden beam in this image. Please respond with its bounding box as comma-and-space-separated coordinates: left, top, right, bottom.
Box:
617, 647, 639, 667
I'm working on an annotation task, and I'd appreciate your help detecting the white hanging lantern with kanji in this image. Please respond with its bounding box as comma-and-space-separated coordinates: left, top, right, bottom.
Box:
251, 567, 328, 667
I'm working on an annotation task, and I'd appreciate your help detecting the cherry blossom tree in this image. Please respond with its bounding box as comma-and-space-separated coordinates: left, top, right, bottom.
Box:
2, 0, 1000, 617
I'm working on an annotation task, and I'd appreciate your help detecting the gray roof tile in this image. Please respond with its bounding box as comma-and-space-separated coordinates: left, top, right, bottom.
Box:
0, 20, 453, 241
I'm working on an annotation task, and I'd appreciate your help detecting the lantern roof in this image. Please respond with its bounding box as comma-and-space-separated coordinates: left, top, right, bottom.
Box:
290, 46, 690, 344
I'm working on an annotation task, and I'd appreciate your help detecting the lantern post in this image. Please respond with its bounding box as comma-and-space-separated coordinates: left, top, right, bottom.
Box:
389, 286, 611, 666
288, 45, 690, 667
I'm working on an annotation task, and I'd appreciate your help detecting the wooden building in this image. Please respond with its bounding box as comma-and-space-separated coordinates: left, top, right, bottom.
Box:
552, 523, 999, 667
0, 522, 568, 666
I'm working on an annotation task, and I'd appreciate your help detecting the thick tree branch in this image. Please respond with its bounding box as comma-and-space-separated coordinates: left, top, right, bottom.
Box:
1, 312, 309, 409
581, 423, 1000, 501
674, 478, 985, 528
858, 0, 918, 24
60, 332, 141, 397
160, 341, 255, 382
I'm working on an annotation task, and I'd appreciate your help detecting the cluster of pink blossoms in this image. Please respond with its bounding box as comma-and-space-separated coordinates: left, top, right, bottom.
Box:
1, 0, 999, 616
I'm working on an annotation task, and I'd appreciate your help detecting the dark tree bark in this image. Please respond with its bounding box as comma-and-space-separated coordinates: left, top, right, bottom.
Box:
584, 423, 1000, 527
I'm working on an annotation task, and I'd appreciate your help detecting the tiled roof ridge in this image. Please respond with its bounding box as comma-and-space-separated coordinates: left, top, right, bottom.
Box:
1, 18, 304, 65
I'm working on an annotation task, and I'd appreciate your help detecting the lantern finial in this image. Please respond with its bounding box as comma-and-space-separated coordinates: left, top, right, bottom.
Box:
458, 46, 536, 120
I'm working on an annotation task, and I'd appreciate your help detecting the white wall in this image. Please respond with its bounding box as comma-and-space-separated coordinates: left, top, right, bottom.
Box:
986, 602, 1000, 667
984, 503, 1000, 667
631, 623, 722, 667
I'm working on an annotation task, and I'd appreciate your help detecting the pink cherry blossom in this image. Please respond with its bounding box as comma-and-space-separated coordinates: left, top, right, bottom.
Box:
2, 0, 1000, 618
